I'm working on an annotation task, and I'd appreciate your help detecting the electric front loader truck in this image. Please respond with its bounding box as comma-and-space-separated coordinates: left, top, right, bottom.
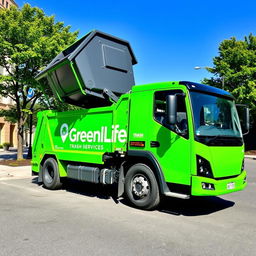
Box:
32, 30, 249, 210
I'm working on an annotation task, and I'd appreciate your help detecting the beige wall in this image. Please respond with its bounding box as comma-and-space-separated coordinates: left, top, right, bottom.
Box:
0, 116, 17, 147
0, 64, 17, 147
0, 103, 17, 147
0, 0, 17, 9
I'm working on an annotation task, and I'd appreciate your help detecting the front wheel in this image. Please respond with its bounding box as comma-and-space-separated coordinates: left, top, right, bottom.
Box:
124, 163, 160, 210
42, 158, 62, 190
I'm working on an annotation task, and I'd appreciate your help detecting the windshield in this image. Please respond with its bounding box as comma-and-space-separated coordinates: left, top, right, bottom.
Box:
190, 92, 242, 139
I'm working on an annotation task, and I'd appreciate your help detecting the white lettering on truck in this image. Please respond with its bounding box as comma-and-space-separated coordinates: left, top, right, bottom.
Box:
60, 124, 127, 143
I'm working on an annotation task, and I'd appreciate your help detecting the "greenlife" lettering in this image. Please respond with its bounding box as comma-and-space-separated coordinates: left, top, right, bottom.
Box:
60, 123, 127, 143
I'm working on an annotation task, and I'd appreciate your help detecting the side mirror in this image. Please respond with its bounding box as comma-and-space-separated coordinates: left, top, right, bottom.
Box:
236, 104, 250, 135
166, 95, 177, 125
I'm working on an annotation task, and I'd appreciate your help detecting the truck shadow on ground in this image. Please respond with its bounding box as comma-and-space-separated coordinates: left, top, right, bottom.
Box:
33, 177, 235, 216
60, 178, 119, 202
119, 196, 234, 216
157, 196, 235, 216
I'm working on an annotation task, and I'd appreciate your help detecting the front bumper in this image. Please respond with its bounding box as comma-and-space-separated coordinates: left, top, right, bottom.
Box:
191, 170, 247, 196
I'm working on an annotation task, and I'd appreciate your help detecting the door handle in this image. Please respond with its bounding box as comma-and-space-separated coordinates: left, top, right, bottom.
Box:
150, 141, 160, 147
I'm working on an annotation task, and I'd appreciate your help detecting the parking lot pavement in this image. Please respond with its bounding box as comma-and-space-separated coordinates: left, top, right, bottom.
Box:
0, 159, 255, 256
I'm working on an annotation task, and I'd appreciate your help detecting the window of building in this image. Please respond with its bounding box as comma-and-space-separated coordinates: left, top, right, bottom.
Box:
6, 1, 8, 8
154, 90, 188, 138
2, 0, 4, 6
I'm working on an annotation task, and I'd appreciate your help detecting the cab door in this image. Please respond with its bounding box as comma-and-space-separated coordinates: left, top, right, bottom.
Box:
152, 89, 191, 187
128, 88, 192, 189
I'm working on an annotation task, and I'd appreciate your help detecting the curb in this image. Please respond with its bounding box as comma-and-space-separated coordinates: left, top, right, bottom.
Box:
245, 155, 256, 160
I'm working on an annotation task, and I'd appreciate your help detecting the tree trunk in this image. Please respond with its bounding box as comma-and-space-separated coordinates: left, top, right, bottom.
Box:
17, 119, 24, 160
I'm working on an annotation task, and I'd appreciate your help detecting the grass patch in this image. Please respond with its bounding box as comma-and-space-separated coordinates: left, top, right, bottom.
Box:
245, 150, 256, 155
0, 159, 31, 167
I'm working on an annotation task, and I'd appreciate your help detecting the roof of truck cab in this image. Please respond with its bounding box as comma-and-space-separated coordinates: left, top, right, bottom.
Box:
131, 81, 181, 92
132, 81, 234, 99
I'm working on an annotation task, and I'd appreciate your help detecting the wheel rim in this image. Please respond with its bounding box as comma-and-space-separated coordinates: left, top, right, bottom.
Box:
131, 174, 150, 199
44, 164, 55, 184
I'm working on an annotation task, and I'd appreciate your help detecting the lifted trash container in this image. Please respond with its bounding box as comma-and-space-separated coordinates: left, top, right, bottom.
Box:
36, 30, 137, 108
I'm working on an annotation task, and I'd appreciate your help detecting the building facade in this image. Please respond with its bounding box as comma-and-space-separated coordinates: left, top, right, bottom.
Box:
0, 0, 18, 147
0, 0, 17, 9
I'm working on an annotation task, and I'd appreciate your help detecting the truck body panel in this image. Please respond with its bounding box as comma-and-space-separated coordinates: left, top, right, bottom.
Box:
32, 95, 130, 175
32, 82, 247, 199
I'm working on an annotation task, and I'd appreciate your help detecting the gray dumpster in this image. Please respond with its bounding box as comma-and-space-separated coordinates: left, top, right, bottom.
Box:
36, 30, 137, 108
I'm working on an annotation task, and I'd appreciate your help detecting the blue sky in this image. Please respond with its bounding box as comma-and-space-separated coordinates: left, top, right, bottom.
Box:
16, 0, 256, 85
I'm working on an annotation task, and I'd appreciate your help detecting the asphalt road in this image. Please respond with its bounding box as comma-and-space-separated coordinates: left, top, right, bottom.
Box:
0, 159, 255, 256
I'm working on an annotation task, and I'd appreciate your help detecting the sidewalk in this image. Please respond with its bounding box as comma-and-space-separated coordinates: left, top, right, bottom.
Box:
245, 155, 256, 160
0, 147, 31, 180
0, 165, 31, 180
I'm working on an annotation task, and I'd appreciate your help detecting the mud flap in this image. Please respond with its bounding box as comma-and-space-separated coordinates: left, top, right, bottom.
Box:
117, 163, 125, 197
38, 167, 43, 183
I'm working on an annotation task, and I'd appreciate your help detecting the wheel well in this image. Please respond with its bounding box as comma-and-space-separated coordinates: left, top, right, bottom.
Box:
40, 154, 57, 168
124, 156, 163, 192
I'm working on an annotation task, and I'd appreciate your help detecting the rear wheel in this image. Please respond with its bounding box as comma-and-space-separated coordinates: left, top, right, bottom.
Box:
42, 158, 62, 190
124, 163, 160, 210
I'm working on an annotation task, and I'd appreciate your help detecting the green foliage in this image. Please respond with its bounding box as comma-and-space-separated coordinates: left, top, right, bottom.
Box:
2, 142, 11, 147
203, 34, 256, 118
0, 4, 78, 158
0, 4, 78, 105
0, 106, 17, 123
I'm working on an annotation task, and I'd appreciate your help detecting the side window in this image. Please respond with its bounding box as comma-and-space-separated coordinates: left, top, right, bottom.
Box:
154, 90, 188, 139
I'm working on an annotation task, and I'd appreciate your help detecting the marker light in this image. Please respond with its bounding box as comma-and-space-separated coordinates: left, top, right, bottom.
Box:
201, 182, 215, 190
241, 158, 244, 173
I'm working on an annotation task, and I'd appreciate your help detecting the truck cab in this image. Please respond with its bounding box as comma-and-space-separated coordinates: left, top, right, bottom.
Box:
128, 81, 247, 200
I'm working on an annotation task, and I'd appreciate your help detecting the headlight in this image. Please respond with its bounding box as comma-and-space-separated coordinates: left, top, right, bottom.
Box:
196, 155, 213, 178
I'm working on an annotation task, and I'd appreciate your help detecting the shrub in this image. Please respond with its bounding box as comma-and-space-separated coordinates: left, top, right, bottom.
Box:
3, 142, 11, 147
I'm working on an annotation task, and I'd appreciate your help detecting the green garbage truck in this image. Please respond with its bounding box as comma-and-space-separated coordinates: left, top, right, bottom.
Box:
32, 30, 249, 210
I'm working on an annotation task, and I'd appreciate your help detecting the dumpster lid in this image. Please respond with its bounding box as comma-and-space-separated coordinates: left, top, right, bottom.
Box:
35, 30, 137, 81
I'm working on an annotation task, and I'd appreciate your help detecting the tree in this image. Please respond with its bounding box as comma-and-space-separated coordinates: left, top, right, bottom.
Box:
0, 4, 78, 159
203, 34, 256, 120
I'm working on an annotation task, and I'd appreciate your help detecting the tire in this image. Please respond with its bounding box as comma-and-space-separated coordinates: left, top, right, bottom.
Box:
124, 163, 160, 210
42, 158, 62, 190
